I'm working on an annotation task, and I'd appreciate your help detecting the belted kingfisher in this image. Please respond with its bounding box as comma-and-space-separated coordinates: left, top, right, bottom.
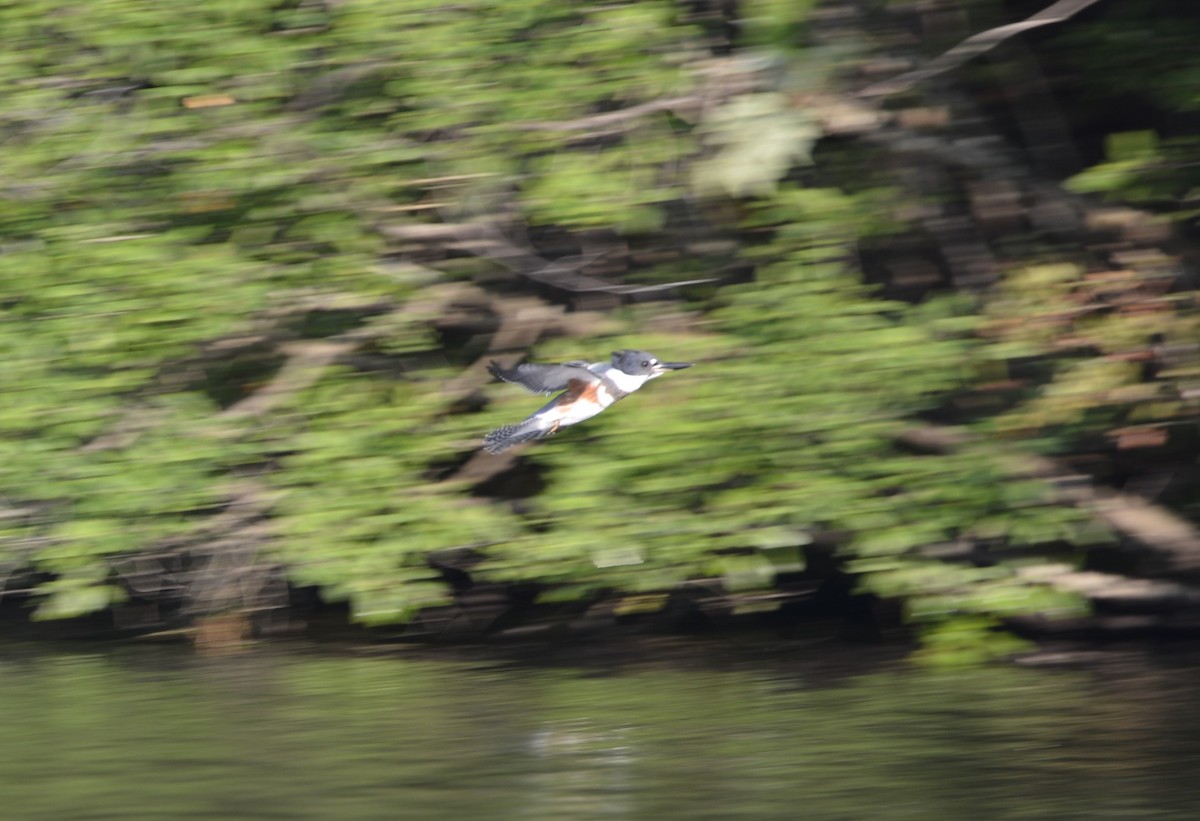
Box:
483, 349, 692, 453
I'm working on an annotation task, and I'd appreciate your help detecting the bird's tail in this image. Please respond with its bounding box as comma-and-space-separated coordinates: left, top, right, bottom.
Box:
483, 419, 554, 454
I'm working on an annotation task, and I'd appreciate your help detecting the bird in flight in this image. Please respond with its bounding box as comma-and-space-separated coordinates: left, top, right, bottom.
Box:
483, 349, 692, 453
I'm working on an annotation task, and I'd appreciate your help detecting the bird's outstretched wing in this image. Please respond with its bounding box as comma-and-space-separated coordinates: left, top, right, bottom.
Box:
487, 360, 599, 396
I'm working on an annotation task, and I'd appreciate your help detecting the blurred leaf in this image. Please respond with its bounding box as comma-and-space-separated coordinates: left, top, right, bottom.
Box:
693, 94, 820, 197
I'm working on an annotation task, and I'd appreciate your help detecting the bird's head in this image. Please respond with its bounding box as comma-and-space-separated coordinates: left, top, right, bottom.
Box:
610, 349, 692, 378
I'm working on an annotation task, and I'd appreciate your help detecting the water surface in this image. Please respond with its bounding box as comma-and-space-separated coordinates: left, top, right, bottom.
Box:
2, 637, 1198, 819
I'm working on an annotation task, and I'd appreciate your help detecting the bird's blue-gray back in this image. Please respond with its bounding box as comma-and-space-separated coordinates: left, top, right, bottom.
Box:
485, 360, 599, 396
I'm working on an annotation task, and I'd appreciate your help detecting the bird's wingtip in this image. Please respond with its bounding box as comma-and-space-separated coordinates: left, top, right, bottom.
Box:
483, 419, 556, 453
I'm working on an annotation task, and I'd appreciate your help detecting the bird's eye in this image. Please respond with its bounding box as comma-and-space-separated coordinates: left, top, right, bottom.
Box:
641, 360, 650, 367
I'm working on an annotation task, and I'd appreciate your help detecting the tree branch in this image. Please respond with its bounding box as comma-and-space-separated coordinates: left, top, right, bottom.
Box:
514, 96, 703, 132
218, 340, 358, 419
859, 0, 1109, 98
899, 425, 1200, 574
509, 64, 766, 134
382, 221, 717, 296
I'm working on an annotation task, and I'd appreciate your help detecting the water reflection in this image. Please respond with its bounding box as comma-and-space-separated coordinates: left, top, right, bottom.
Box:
2, 640, 1199, 819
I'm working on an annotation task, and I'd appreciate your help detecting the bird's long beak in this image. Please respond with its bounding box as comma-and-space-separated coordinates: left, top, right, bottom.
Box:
654, 361, 692, 373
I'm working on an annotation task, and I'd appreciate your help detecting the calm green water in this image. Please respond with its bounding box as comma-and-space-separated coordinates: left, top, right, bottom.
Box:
2, 638, 1199, 820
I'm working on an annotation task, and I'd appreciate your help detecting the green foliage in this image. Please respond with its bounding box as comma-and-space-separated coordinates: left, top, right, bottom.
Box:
982, 263, 1199, 449
1052, 2, 1200, 212
0, 0, 1157, 662
476, 188, 1090, 646
1053, 0, 1200, 113
0, 0, 708, 622
740, 0, 821, 48
265, 376, 523, 622
1064, 130, 1193, 207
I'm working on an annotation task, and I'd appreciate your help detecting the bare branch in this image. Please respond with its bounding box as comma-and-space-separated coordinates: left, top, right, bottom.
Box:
900, 425, 1200, 574
508, 63, 768, 134
382, 221, 718, 296
378, 222, 497, 243
80, 406, 167, 452
514, 97, 703, 132
859, 0, 1109, 98
218, 339, 362, 420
